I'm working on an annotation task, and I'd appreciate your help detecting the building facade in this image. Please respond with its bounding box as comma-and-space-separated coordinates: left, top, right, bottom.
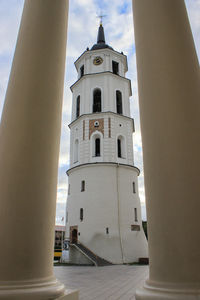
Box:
54, 225, 66, 261
66, 23, 148, 264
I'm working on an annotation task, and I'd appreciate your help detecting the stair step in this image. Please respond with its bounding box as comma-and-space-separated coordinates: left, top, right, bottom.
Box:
73, 243, 112, 266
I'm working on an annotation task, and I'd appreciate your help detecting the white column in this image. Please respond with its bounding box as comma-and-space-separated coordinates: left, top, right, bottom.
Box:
132, 0, 200, 299
0, 1, 78, 299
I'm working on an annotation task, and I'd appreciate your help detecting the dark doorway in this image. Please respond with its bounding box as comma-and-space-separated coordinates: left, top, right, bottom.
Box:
72, 229, 78, 243
70, 226, 78, 244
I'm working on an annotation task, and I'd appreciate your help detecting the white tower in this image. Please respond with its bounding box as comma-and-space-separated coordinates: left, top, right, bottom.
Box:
66, 23, 148, 264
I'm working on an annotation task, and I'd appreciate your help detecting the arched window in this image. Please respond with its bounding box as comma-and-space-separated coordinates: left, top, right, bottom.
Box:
91, 132, 103, 159
95, 138, 100, 157
117, 138, 122, 158
76, 96, 80, 118
116, 91, 122, 114
74, 139, 79, 162
117, 135, 125, 158
80, 208, 83, 221
93, 89, 101, 113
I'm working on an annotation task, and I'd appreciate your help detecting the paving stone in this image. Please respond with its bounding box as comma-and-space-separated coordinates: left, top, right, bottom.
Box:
54, 265, 148, 300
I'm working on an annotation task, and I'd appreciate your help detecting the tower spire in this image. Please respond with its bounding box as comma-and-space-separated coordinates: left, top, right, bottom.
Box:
97, 23, 105, 44
91, 18, 113, 51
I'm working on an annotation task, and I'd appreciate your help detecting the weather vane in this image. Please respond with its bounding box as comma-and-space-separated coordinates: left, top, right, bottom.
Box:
97, 11, 107, 25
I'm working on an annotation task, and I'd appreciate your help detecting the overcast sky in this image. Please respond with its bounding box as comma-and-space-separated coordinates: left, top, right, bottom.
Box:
0, 0, 199, 224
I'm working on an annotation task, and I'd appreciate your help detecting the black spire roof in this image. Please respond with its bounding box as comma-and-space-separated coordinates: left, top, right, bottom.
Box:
91, 24, 113, 51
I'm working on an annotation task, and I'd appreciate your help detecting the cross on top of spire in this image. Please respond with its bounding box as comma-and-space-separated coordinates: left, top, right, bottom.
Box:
91, 13, 113, 51
97, 12, 107, 25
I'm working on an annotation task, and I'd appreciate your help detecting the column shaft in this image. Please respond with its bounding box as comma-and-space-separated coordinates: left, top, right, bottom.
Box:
0, 0, 78, 299
132, 0, 200, 299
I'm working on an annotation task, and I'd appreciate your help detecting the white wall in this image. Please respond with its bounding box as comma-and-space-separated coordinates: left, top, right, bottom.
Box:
71, 73, 131, 121
69, 112, 134, 167
66, 164, 148, 264
75, 48, 127, 78
66, 45, 148, 265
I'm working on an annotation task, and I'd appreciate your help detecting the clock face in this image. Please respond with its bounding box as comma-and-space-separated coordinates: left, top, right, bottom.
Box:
93, 56, 103, 65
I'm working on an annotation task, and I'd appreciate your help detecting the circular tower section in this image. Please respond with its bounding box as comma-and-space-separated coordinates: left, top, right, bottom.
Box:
66, 24, 148, 264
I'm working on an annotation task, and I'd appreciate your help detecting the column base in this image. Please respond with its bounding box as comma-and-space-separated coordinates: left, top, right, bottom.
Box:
58, 290, 79, 300
0, 276, 79, 300
136, 280, 200, 300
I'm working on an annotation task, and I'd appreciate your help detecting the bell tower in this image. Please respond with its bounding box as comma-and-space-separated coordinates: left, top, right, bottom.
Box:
66, 23, 148, 264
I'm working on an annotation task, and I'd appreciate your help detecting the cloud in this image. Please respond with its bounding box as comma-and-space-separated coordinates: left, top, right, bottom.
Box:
0, 0, 24, 115
56, 202, 66, 225
185, 0, 200, 59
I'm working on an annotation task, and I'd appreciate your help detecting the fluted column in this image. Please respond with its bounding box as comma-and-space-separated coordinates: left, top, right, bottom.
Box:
132, 0, 200, 299
0, 1, 78, 299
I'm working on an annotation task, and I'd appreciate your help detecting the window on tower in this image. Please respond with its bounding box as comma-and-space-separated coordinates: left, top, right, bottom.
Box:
74, 139, 79, 163
133, 182, 136, 193
112, 61, 119, 75
68, 184, 70, 195
95, 138, 100, 157
81, 180, 85, 192
80, 65, 84, 77
76, 95, 80, 118
134, 208, 138, 222
116, 91, 123, 114
66, 211, 68, 223
93, 89, 101, 113
117, 138, 122, 158
80, 208, 83, 221
117, 135, 125, 158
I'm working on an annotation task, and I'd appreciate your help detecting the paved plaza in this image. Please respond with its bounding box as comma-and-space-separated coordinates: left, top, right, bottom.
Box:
54, 265, 148, 300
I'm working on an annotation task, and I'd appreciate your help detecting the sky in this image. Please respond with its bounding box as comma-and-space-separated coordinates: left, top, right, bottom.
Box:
0, 0, 199, 225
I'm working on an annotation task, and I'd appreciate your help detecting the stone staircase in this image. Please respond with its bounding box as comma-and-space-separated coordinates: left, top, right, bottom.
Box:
72, 242, 112, 266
